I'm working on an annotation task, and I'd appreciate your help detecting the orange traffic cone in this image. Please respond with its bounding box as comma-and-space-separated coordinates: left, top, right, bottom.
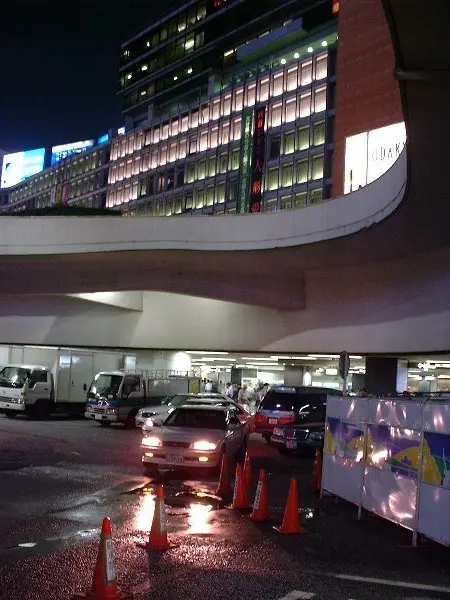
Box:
73, 517, 131, 599
215, 453, 232, 498
273, 477, 306, 534
312, 449, 323, 493
232, 463, 250, 510
250, 469, 269, 522
243, 450, 252, 487
137, 485, 178, 551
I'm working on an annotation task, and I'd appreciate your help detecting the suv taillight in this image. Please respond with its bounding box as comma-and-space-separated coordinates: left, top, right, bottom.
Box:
255, 413, 266, 424
280, 416, 296, 425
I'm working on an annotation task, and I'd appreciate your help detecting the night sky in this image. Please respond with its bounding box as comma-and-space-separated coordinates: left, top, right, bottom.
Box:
0, 0, 183, 153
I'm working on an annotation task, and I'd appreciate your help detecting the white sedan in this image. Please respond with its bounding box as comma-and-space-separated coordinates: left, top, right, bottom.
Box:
141, 404, 247, 474
135, 393, 226, 428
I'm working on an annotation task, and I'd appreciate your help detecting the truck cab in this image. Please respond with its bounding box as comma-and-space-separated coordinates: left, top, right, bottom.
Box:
85, 371, 146, 427
0, 364, 54, 418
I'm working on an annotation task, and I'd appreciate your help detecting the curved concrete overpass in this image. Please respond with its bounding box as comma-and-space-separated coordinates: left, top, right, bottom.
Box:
0, 0, 449, 352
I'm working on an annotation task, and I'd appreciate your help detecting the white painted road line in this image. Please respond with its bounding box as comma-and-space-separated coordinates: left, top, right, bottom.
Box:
333, 573, 450, 594
277, 592, 316, 600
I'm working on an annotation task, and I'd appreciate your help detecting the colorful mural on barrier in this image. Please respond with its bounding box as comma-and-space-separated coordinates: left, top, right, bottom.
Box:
422, 431, 450, 487
325, 417, 365, 461
367, 425, 420, 478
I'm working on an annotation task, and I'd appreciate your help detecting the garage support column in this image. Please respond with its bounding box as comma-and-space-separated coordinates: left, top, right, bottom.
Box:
364, 357, 408, 395
284, 366, 305, 386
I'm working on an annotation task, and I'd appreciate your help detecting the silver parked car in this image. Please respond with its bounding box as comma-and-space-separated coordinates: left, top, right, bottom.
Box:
135, 393, 226, 428
141, 404, 247, 474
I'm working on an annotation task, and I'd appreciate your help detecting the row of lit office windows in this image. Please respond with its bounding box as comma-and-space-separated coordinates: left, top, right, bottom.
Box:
121, 1, 207, 64
110, 88, 327, 185
113, 52, 328, 159
9, 152, 102, 202
106, 152, 324, 208
117, 187, 324, 217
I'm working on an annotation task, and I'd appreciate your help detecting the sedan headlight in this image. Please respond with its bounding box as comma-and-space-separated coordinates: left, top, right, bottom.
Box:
308, 431, 324, 441
191, 441, 217, 451
142, 436, 162, 448
273, 427, 283, 436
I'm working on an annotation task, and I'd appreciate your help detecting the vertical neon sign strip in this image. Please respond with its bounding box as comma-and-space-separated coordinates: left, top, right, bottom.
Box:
237, 110, 254, 213
249, 106, 266, 213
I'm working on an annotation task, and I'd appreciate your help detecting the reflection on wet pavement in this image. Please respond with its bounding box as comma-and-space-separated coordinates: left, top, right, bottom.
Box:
135, 486, 156, 533
188, 502, 213, 534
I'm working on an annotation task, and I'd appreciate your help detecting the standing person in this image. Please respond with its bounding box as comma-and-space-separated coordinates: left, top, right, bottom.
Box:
205, 380, 213, 393
245, 384, 255, 412
238, 385, 247, 406
226, 382, 234, 399
259, 382, 269, 406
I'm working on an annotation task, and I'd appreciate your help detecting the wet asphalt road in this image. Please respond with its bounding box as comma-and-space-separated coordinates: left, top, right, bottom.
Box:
0, 416, 450, 600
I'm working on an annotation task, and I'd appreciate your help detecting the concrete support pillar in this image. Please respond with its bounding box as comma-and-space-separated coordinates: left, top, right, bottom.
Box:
365, 357, 408, 395
284, 366, 305, 386
230, 367, 242, 385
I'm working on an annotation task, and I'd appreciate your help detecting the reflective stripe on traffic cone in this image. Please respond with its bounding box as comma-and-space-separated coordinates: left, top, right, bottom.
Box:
312, 449, 323, 493
250, 469, 269, 522
273, 477, 306, 534
73, 517, 131, 599
232, 463, 250, 510
243, 451, 252, 487
137, 485, 178, 551
215, 453, 232, 498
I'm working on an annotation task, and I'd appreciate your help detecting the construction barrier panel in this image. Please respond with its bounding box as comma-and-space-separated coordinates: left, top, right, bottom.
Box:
322, 396, 450, 547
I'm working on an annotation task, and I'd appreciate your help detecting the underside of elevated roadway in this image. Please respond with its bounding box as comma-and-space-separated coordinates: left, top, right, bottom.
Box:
0, 0, 449, 353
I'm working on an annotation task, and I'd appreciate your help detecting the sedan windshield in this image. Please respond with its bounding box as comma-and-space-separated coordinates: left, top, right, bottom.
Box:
164, 408, 226, 430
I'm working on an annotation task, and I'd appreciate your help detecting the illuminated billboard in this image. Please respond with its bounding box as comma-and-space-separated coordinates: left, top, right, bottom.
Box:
50, 139, 94, 166
344, 122, 406, 194
0, 148, 46, 188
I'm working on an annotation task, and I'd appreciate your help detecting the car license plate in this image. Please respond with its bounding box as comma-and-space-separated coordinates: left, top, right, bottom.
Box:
268, 418, 278, 425
167, 455, 184, 465
286, 441, 297, 449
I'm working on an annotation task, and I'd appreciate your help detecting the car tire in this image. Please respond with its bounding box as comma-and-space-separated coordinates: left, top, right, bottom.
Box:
263, 433, 272, 444
125, 410, 139, 429
4, 410, 17, 419
99, 421, 111, 427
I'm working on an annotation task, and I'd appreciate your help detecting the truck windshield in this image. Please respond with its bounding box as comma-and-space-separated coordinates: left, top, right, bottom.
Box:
88, 374, 122, 399
0, 366, 31, 389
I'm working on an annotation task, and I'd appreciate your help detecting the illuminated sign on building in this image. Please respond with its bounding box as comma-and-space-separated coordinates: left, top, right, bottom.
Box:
236, 110, 253, 213
50, 139, 94, 166
97, 133, 109, 145
0, 148, 46, 188
344, 122, 406, 194
249, 106, 266, 213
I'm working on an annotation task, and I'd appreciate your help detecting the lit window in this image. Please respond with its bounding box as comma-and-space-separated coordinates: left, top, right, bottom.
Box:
272, 72, 284, 96
281, 195, 292, 210
174, 75, 178, 81
141, 64, 148, 71
294, 191, 307, 208
245, 83, 256, 107
310, 188, 323, 203
190, 110, 199, 128
281, 164, 293, 188
259, 77, 269, 102
195, 189, 204, 209
313, 121, 325, 145
286, 66, 298, 92
270, 102, 282, 127
297, 159, 308, 183
301, 60, 312, 86
222, 94, 232, 116
299, 93, 311, 118
267, 167, 279, 191
284, 98, 296, 123
185, 37, 195, 51
127, 73, 132, 80
197, 160, 206, 180
187, 67, 193, 74
315, 53, 328, 80
284, 131, 295, 154
206, 186, 214, 206
314, 87, 327, 112
311, 155, 324, 179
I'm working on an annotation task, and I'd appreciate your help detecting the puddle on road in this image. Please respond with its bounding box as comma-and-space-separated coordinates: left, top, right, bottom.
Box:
125, 484, 222, 535
0, 528, 99, 557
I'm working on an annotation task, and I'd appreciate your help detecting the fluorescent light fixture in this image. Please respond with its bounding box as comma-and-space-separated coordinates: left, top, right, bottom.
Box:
294, 52, 300, 59
325, 368, 338, 376
186, 351, 229, 355
350, 355, 363, 359
307, 46, 313, 53
224, 49, 234, 57
187, 67, 193, 74
173, 75, 178, 81
425, 376, 435, 381
127, 73, 132, 79
241, 357, 277, 361
185, 39, 195, 50
309, 354, 339, 359
290, 356, 317, 360
141, 65, 148, 71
